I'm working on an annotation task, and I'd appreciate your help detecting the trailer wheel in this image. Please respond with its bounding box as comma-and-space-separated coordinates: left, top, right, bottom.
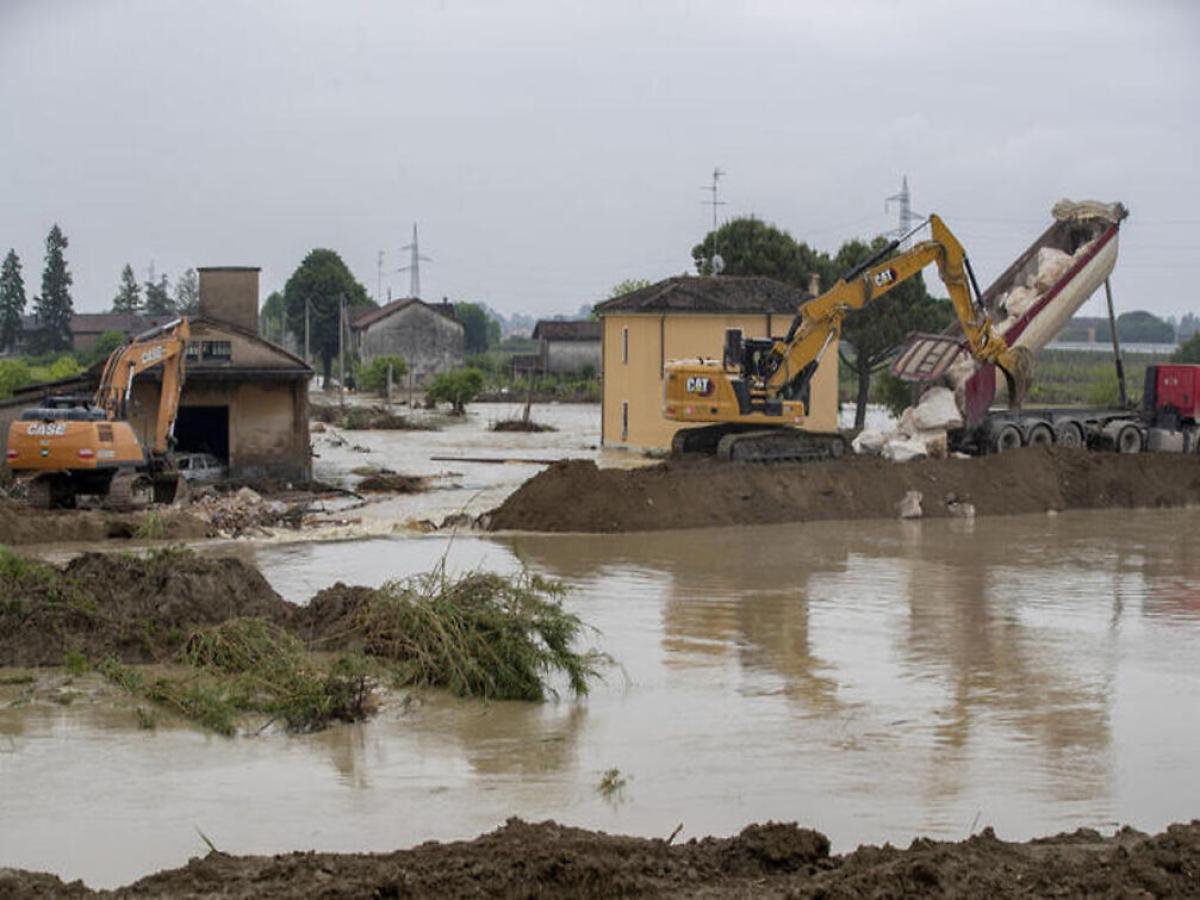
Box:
1054, 420, 1085, 449
991, 423, 1023, 454
1023, 421, 1054, 446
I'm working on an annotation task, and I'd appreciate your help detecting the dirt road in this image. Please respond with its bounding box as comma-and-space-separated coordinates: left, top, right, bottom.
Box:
3, 817, 1196, 897
486, 446, 1200, 533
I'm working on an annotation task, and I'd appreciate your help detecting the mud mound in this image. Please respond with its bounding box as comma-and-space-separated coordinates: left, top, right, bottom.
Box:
357, 473, 427, 493
0, 498, 212, 546
487, 447, 1200, 533
490, 418, 557, 433
7, 818, 1198, 897
0, 550, 295, 667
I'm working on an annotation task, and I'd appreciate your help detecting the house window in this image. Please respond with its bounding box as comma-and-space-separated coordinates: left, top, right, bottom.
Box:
621, 400, 629, 441
202, 341, 232, 361
622, 327, 629, 365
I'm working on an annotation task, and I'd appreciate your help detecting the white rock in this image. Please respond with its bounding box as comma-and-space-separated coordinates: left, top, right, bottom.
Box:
852, 429, 886, 455
882, 437, 927, 462
897, 490, 923, 519
911, 387, 963, 431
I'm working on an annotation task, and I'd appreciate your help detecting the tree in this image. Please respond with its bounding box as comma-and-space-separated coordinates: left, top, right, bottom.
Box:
0, 250, 26, 352
87, 330, 128, 366
359, 355, 408, 394
175, 268, 200, 315
426, 368, 484, 413
0, 359, 31, 398
1173, 333, 1200, 363
454, 302, 500, 355
283, 249, 374, 385
112, 264, 142, 313
691, 217, 833, 288
143, 273, 174, 315
259, 290, 287, 343
608, 278, 652, 298
33, 224, 73, 353
833, 237, 955, 429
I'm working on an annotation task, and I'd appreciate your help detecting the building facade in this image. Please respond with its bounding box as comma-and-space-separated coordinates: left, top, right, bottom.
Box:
350, 298, 464, 385
594, 276, 838, 451
531, 320, 602, 374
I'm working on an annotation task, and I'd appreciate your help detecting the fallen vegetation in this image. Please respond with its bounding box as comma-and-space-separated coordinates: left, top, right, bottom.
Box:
6, 817, 1199, 897
356, 473, 428, 493
311, 402, 438, 431
486, 446, 1200, 533
1, 546, 600, 733
490, 418, 557, 433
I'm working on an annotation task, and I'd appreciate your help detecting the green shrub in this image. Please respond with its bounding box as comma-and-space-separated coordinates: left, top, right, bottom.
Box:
426, 368, 485, 413
0, 360, 31, 398
359, 355, 408, 394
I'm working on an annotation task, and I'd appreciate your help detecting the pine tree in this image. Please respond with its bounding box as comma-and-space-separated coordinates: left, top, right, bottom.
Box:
112, 264, 142, 313
174, 267, 200, 315
144, 273, 175, 315
34, 224, 73, 353
0, 250, 27, 352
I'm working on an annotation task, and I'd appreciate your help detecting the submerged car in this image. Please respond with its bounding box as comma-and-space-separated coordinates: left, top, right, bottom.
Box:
174, 452, 227, 483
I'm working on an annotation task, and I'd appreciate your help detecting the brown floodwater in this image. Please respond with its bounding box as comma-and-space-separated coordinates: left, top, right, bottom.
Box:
2, 507, 1198, 889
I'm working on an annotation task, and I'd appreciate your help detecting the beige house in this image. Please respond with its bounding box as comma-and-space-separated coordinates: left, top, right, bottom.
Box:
594, 276, 838, 451
350, 298, 464, 385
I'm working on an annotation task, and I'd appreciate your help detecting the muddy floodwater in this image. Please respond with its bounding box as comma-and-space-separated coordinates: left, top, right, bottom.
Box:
3, 505, 1198, 888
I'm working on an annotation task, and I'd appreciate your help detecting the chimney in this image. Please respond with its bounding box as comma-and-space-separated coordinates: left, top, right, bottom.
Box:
807, 271, 821, 297
198, 267, 261, 334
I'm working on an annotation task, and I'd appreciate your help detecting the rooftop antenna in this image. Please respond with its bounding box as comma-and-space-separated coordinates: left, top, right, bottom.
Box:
700, 168, 724, 274
397, 223, 432, 299
885, 175, 925, 249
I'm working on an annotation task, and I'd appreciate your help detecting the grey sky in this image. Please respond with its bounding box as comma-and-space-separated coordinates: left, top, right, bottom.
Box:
2, 0, 1197, 321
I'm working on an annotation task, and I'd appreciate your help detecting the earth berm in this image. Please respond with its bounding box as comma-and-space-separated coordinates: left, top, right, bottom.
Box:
486, 446, 1200, 533
1, 817, 1197, 897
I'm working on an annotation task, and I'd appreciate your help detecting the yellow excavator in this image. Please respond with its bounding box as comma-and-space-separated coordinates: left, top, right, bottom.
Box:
663, 215, 1027, 461
6, 318, 191, 508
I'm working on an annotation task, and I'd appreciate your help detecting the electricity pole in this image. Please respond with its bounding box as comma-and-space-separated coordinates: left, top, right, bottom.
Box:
700, 167, 726, 272
886, 176, 924, 249
304, 298, 311, 367
338, 294, 346, 406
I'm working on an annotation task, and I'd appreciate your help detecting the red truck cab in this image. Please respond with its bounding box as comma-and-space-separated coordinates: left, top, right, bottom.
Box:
1145, 364, 1200, 425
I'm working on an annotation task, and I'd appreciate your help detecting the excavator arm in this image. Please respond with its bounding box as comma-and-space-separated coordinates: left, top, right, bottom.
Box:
764, 214, 1024, 397
95, 318, 191, 455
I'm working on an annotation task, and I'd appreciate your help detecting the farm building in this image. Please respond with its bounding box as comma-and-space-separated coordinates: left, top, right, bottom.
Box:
593, 276, 837, 451
531, 320, 601, 375
350, 298, 464, 385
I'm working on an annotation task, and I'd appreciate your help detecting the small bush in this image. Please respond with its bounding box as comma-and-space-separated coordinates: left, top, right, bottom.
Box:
359, 356, 408, 394
426, 368, 485, 414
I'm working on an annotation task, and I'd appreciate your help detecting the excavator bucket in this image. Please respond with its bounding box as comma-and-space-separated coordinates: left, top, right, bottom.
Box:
891, 333, 966, 383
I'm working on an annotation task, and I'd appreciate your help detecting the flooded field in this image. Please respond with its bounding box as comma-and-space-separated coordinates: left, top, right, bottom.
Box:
2, 506, 1198, 888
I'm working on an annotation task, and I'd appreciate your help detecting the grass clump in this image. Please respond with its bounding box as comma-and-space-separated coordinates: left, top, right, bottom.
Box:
326, 568, 602, 701
63, 649, 89, 675
134, 512, 166, 540
100, 621, 375, 736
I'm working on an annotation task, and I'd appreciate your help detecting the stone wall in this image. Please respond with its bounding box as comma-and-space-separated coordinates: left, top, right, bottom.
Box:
359, 304, 464, 384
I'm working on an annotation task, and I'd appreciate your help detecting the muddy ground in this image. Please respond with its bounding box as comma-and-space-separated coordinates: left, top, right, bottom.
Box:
3, 817, 1197, 897
0, 498, 213, 546
486, 446, 1200, 533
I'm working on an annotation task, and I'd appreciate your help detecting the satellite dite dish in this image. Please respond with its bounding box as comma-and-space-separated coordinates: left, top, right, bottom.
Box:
711, 254, 725, 274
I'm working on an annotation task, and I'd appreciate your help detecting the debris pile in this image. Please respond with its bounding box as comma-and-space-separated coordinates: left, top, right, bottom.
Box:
189, 487, 303, 536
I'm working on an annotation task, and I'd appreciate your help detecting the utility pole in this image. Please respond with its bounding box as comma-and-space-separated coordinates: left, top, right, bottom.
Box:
885, 175, 924, 248
304, 297, 311, 367
700, 167, 726, 272
376, 250, 384, 303
398, 223, 432, 298
338, 294, 346, 406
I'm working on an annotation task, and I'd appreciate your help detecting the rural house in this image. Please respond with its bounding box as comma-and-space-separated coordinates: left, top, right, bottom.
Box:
350, 297, 464, 384
531, 319, 602, 375
593, 275, 837, 451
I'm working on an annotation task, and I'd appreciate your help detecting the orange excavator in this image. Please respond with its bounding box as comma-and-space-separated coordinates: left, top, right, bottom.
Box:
6, 318, 191, 509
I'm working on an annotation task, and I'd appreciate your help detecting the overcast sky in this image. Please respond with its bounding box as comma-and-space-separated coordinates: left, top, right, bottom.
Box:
2, 0, 1197, 321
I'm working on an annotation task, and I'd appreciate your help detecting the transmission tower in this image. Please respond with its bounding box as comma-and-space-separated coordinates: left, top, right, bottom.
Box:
885, 175, 925, 248
699, 167, 727, 272
397, 223, 432, 299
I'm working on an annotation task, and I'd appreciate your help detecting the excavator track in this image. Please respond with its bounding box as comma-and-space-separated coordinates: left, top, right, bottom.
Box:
673, 425, 848, 463
106, 472, 153, 512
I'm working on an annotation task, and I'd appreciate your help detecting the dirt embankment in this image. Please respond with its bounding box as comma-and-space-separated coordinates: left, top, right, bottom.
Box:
486, 446, 1200, 533
0, 498, 213, 546
5, 817, 1198, 898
